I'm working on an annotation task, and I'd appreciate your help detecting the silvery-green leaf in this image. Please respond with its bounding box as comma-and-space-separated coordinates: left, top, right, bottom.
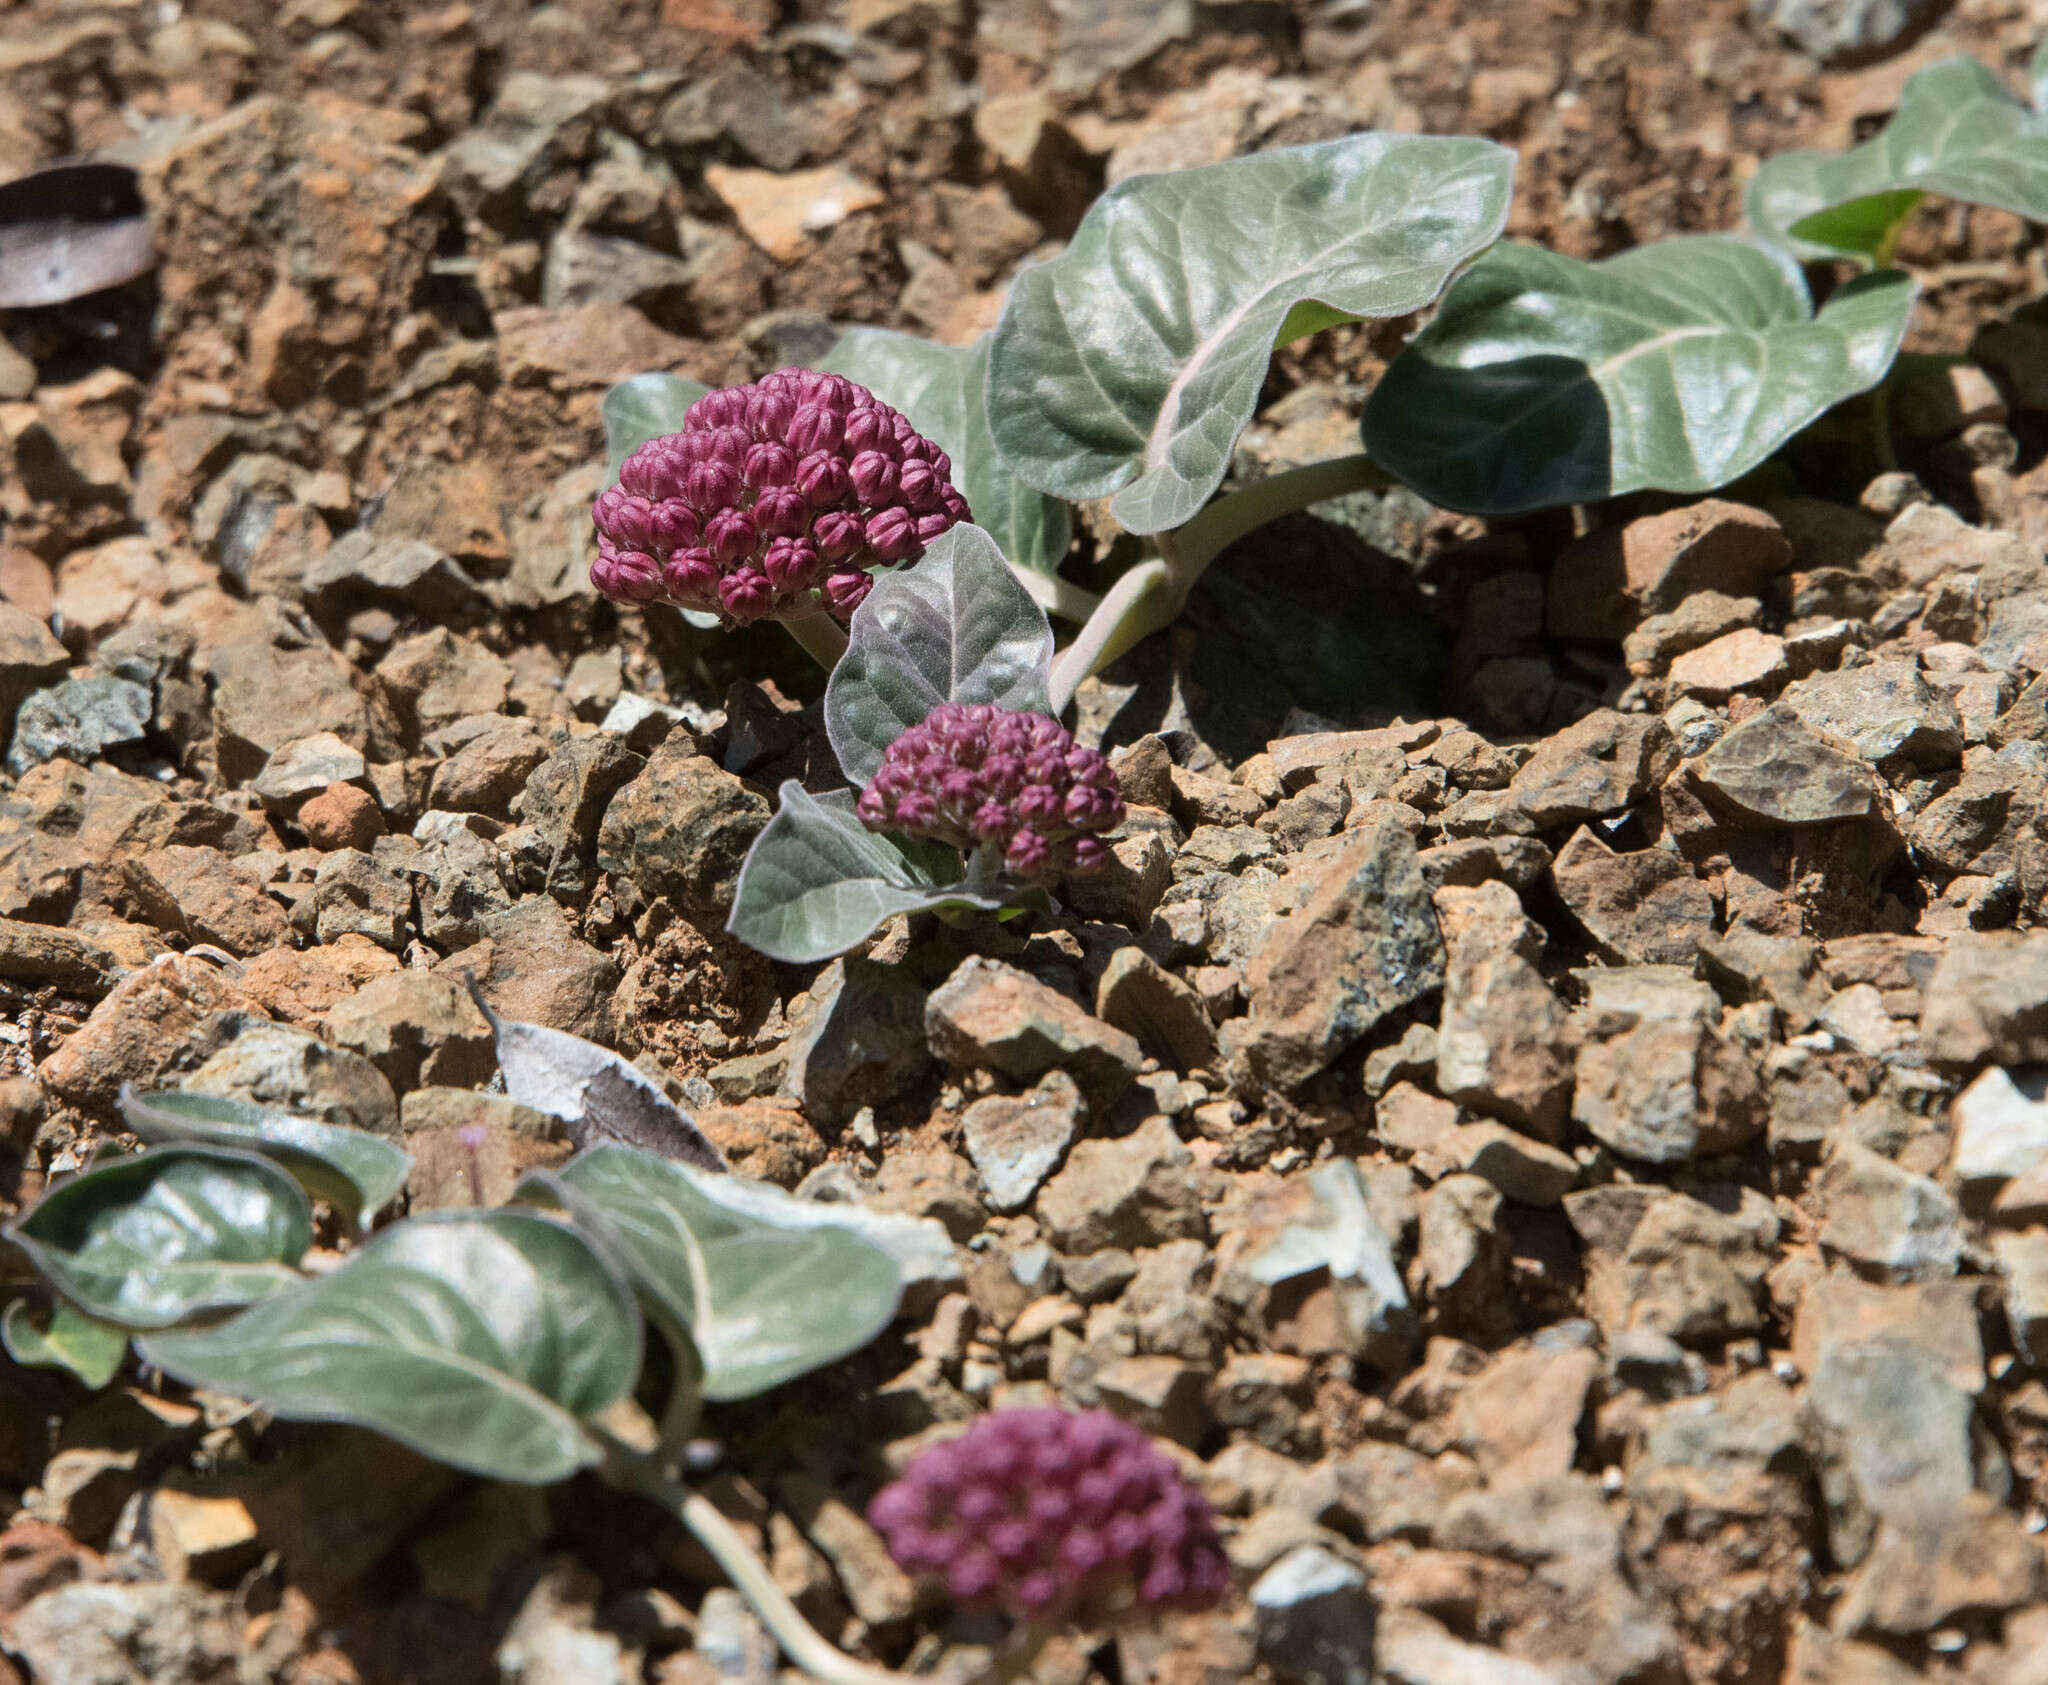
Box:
820, 328, 1071, 577
139, 1211, 640, 1485
7, 1147, 311, 1330
2, 1298, 126, 1389
603, 372, 712, 485
727, 783, 1017, 965
825, 522, 1053, 786
473, 989, 726, 1171
986, 133, 1515, 534
1748, 57, 2048, 264
1361, 237, 1917, 516
549, 1144, 901, 1402
120, 1087, 410, 1233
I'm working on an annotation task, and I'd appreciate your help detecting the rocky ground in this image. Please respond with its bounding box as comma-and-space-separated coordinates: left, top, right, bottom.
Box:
9, 0, 2048, 1683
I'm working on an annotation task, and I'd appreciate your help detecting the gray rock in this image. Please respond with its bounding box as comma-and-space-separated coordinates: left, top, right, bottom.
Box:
0, 601, 71, 728
302, 532, 485, 618
596, 737, 768, 917
1374, 1609, 1560, 1685
8, 676, 151, 773
1550, 827, 1712, 967
439, 71, 610, 210
1572, 967, 1763, 1163
1096, 944, 1218, 1071
303, 847, 414, 949
1694, 703, 1877, 825
1949, 1066, 2048, 1197
1225, 815, 1444, 1091
325, 971, 495, 1095
1037, 1113, 1206, 1252
1818, 1141, 1961, 1282
1779, 657, 1963, 768
251, 731, 368, 809
9, 1580, 244, 1685
780, 957, 930, 1130
508, 732, 642, 903
1505, 709, 1679, 829
926, 955, 1141, 1109
691, 1588, 776, 1685
1919, 933, 2048, 1067
960, 1071, 1081, 1212
184, 1013, 399, 1136
1052, 0, 1195, 91
1250, 1545, 1376, 1685
542, 229, 695, 310
1748, 0, 1945, 65
1996, 1229, 2048, 1368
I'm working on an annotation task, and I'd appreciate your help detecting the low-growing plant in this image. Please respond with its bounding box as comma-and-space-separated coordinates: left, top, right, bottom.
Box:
598, 45, 2048, 704
0, 1032, 1197, 1685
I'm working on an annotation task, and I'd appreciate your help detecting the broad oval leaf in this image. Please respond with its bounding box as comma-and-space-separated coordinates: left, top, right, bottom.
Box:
120, 1087, 410, 1233
825, 521, 1053, 786
1749, 57, 2048, 264
1360, 237, 1918, 516
819, 328, 1072, 577
986, 133, 1515, 535
139, 1211, 641, 1485
603, 371, 712, 485
7, 1147, 311, 1330
728, 783, 1017, 964
2, 1297, 126, 1389
550, 1144, 901, 1402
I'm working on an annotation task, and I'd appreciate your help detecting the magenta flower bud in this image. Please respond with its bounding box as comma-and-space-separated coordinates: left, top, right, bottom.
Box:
590, 371, 967, 624
745, 441, 798, 488
857, 703, 1123, 881
703, 507, 757, 566
762, 537, 820, 591
850, 451, 899, 505
797, 452, 852, 507
865, 507, 919, 563
591, 543, 663, 604
719, 567, 774, 623
869, 1407, 1228, 1630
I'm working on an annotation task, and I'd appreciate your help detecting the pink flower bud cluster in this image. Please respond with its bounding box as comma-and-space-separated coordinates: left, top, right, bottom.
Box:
856, 703, 1125, 880
589, 369, 971, 625
868, 1407, 1229, 1627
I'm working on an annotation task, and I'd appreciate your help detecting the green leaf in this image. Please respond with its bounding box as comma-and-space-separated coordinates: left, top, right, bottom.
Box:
819, 328, 1072, 577
986, 133, 1515, 535
1360, 236, 1918, 516
825, 521, 1053, 787
727, 783, 1016, 964
548, 1145, 901, 1402
7, 1147, 312, 1330
3, 1297, 126, 1389
603, 372, 712, 485
120, 1087, 411, 1234
139, 1211, 641, 1485
1748, 57, 2048, 264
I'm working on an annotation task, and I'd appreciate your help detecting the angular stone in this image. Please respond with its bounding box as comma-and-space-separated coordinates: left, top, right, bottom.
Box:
8, 676, 151, 774
427, 719, 550, 816
251, 731, 368, 809
307, 848, 412, 949
183, 1015, 398, 1136
298, 781, 384, 851
1226, 815, 1443, 1092
1694, 704, 1877, 825
1250, 1545, 1375, 1685
960, 1072, 1081, 1213
1920, 933, 2048, 1067
1433, 951, 1574, 1141
1838, 1488, 2048, 1637
1995, 1228, 2048, 1369
1568, 1186, 1775, 1345
1449, 1337, 1599, 1488
1375, 1082, 1578, 1204
596, 737, 768, 918
1950, 1066, 2048, 1198
208, 639, 373, 784
704, 165, 884, 262
302, 533, 486, 619
778, 957, 930, 1129
1037, 1114, 1205, 1252
376, 629, 512, 740
1572, 968, 1763, 1163
1550, 828, 1712, 966
1505, 710, 1679, 830
508, 732, 641, 903
1665, 627, 1788, 701
926, 955, 1140, 1108
1817, 1142, 1961, 1283
1548, 500, 1792, 640
1779, 658, 1964, 769
457, 898, 616, 1041
1095, 945, 1218, 1072
325, 971, 495, 1094
38, 953, 261, 1113
122, 844, 290, 957
1093, 1354, 1208, 1448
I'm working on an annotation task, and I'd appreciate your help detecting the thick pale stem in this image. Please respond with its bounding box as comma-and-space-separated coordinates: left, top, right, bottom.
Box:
1046, 559, 1173, 715
1048, 454, 1395, 712
1011, 563, 1104, 624
1167, 452, 1395, 574
783, 612, 850, 671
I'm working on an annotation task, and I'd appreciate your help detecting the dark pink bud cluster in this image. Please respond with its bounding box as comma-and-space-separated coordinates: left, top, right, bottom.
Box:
590, 369, 972, 625
856, 703, 1124, 880
869, 1408, 1229, 1627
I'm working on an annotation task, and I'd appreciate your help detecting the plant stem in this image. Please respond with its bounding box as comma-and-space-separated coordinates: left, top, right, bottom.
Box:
1047, 453, 1394, 713
784, 613, 850, 671
1010, 563, 1104, 623
977, 1626, 1053, 1685
1167, 452, 1395, 573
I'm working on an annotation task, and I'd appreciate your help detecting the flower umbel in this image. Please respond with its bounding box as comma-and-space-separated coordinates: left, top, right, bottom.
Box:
856, 703, 1124, 880
590, 369, 971, 626
868, 1407, 1229, 1629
